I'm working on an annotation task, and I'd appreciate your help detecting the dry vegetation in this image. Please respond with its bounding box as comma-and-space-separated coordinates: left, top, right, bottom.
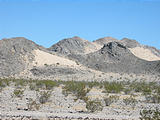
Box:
0, 78, 160, 119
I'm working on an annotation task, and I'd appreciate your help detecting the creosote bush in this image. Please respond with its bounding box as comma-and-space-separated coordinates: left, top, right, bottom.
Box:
39, 91, 51, 104
0, 78, 10, 88
104, 95, 119, 106
140, 107, 160, 120
13, 89, 24, 98
36, 80, 58, 90
62, 81, 89, 101
104, 82, 124, 93
86, 100, 103, 113
27, 98, 40, 111
123, 96, 137, 107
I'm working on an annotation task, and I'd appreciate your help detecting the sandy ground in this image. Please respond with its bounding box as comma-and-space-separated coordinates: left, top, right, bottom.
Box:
129, 47, 160, 61
0, 111, 139, 120
33, 50, 77, 67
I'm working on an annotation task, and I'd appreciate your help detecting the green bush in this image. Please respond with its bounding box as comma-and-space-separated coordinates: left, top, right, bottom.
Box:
104, 82, 124, 93
104, 95, 119, 106
0, 78, 10, 88
145, 94, 160, 104
86, 100, 103, 113
27, 98, 40, 111
129, 82, 153, 95
123, 96, 137, 106
62, 81, 89, 101
87, 81, 103, 89
13, 89, 24, 98
140, 107, 160, 120
39, 91, 51, 104
36, 80, 57, 90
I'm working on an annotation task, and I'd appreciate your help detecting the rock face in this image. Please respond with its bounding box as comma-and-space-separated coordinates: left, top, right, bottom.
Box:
0, 37, 40, 76
48, 36, 97, 55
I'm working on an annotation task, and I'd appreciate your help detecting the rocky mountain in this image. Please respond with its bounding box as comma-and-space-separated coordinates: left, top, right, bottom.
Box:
68, 42, 160, 74
1, 36, 160, 120
93, 37, 160, 61
93, 36, 118, 45
48, 36, 98, 55
0, 36, 160, 79
0, 37, 41, 76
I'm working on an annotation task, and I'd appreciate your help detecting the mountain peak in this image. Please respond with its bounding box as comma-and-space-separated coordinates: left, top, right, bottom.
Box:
121, 38, 140, 48
93, 36, 118, 45
72, 36, 84, 40
49, 36, 92, 55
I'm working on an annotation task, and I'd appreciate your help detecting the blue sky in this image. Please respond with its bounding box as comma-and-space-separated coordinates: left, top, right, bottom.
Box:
0, 0, 160, 49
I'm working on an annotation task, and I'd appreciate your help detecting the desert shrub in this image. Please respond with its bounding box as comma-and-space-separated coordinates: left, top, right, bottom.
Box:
0, 78, 10, 88
27, 98, 40, 111
104, 95, 119, 106
36, 80, 57, 90
13, 89, 24, 98
129, 82, 153, 95
104, 82, 124, 93
123, 87, 132, 95
87, 81, 103, 89
29, 83, 37, 91
86, 100, 103, 113
123, 96, 137, 107
12, 79, 28, 87
39, 91, 51, 104
145, 94, 160, 104
62, 81, 89, 101
140, 107, 160, 120
0, 79, 5, 88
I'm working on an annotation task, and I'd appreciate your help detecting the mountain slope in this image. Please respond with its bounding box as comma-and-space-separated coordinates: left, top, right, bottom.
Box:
0, 37, 40, 76
69, 42, 160, 74
0, 36, 160, 78
93, 37, 160, 61
48, 36, 99, 55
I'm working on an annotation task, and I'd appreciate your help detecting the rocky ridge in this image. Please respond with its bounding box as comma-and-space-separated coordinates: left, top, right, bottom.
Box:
0, 36, 160, 79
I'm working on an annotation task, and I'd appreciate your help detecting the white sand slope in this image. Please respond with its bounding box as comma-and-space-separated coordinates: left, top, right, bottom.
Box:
129, 47, 160, 61
33, 49, 77, 67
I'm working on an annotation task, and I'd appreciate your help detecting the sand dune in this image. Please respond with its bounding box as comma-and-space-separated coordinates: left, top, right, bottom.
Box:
129, 47, 160, 61
33, 49, 77, 67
